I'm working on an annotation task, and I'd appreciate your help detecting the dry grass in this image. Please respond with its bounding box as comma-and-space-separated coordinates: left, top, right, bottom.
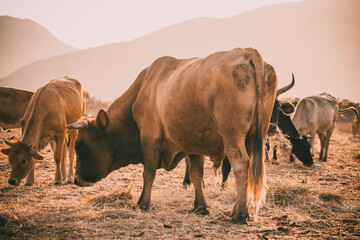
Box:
1, 118, 360, 239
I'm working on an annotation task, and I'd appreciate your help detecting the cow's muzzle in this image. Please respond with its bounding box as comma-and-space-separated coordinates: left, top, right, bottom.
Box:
8, 178, 20, 186
74, 175, 94, 187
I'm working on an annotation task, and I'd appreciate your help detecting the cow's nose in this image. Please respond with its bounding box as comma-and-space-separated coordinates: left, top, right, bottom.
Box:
8, 179, 16, 185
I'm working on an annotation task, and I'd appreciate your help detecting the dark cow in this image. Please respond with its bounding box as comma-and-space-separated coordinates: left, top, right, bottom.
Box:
1, 77, 86, 186
0, 87, 33, 129
67, 48, 277, 223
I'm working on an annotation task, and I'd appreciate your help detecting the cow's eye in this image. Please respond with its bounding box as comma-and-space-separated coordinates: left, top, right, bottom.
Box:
21, 159, 26, 164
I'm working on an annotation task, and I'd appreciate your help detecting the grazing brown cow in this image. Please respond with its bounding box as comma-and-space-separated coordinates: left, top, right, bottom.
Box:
292, 93, 338, 162
0, 87, 33, 129
338, 107, 360, 138
67, 48, 277, 223
1, 77, 86, 186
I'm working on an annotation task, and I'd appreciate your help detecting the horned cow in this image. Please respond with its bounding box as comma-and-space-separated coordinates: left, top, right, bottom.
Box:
292, 93, 338, 162
67, 48, 277, 223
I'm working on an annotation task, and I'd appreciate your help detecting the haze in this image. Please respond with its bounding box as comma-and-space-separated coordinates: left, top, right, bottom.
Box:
0, 0, 300, 49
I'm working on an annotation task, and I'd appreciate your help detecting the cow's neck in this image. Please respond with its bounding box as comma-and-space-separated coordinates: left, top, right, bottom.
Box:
105, 69, 145, 168
21, 113, 42, 148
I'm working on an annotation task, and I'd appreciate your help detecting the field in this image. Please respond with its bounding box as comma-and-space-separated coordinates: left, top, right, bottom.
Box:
0, 111, 359, 239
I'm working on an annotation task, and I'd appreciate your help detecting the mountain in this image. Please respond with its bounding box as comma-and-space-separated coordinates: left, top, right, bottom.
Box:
1, 0, 359, 102
0, 16, 77, 78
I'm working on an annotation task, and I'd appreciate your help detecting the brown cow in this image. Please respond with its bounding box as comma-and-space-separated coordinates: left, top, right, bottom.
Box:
1, 77, 86, 186
67, 48, 277, 223
0, 87, 33, 129
338, 107, 360, 138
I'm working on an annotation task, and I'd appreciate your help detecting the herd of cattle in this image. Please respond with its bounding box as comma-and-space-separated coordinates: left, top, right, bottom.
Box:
0, 48, 359, 223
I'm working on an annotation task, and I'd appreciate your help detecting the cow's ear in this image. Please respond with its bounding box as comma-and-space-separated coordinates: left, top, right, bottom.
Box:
30, 149, 44, 160
96, 109, 109, 130
1, 148, 11, 156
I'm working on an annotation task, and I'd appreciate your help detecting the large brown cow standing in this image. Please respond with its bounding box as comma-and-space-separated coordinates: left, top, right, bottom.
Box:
67, 48, 277, 223
0, 87, 33, 129
1, 77, 86, 186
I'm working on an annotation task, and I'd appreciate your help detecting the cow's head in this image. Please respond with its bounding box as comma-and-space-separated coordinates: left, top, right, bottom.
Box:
1, 140, 43, 186
290, 135, 314, 166
66, 110, 114, 187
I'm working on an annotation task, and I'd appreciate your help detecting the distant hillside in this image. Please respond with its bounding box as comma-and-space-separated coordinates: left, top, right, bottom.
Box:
1, 0, 359, 102
0, 16, 77, 78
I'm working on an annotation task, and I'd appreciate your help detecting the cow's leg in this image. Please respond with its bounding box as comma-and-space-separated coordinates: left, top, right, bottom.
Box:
137, 137, 159, 211
265, 138, 270, 161
60, 143, 68, 182
323, 127, 334, 162
273, 143, 278, 161
66, 130, 77, 183
224, 138, 250, 224
54, 133, 65, 184
309, 133, 316, 157
318, 133, 326, 161
182, 157, 191, 188
25, 165, 35, 186
221, 157, 231, 189
188, 155, 208, 215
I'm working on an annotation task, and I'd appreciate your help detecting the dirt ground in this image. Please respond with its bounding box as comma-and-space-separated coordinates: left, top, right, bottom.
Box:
0, 119, 359, 239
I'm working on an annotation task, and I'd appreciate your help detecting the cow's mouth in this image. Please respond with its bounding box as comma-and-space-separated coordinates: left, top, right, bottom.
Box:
74, 175, 94, 187
8, 178, 20, 186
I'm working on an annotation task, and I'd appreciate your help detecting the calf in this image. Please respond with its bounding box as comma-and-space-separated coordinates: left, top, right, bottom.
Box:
1, 77, 86, 186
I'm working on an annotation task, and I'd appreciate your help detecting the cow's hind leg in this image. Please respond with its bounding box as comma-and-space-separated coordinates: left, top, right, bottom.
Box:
225, 138, 250, 224
66, 130, 77, 183
318, 133, 326, 161
54, 133, 65, 184
61, 143, 68, 183
323, 127, 335, 162
188, 155, 208, 215
182, 157, 191, 188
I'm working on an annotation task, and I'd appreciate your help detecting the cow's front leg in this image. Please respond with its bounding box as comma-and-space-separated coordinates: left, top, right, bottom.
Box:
137, 165, 157, 210
188, 155, 208, 215
25, 165, 35, 186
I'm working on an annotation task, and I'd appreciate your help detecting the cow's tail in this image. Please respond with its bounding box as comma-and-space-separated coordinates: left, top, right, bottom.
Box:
246, 48, 267, 221
339, 107, 359, 120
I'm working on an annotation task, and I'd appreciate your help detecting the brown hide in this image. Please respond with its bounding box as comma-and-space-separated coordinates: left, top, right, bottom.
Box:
69, 48, 277, 223
1, 77, 86, 186
0, 87, 33, 129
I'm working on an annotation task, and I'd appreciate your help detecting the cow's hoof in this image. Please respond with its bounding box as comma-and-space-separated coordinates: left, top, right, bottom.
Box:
221, 182, 228, 190
230, 213, 249, 224
138, 204, 149, 211
66, 177, 74, 184
25, 183, 33, 186
54, 182, 62, 185
193, 205, 209, 215
311, 163, 321, 167
182, 181, 190, 189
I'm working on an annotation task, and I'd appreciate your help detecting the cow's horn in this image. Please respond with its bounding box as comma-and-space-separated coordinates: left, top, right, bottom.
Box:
3, 139, 13, 147
276, 73, 295, 97
66, 121, 88, 129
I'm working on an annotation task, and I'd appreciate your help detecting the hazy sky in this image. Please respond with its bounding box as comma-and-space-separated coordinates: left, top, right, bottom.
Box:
0, 0, 301, 49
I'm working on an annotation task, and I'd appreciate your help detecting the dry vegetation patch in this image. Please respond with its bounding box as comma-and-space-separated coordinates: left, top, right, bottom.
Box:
0, 121, 359, 239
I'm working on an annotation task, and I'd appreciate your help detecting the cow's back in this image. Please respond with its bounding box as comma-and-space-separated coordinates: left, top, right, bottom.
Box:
293, 94, 338, 134
0, 87, 33, 129
24, 77, 85, 126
